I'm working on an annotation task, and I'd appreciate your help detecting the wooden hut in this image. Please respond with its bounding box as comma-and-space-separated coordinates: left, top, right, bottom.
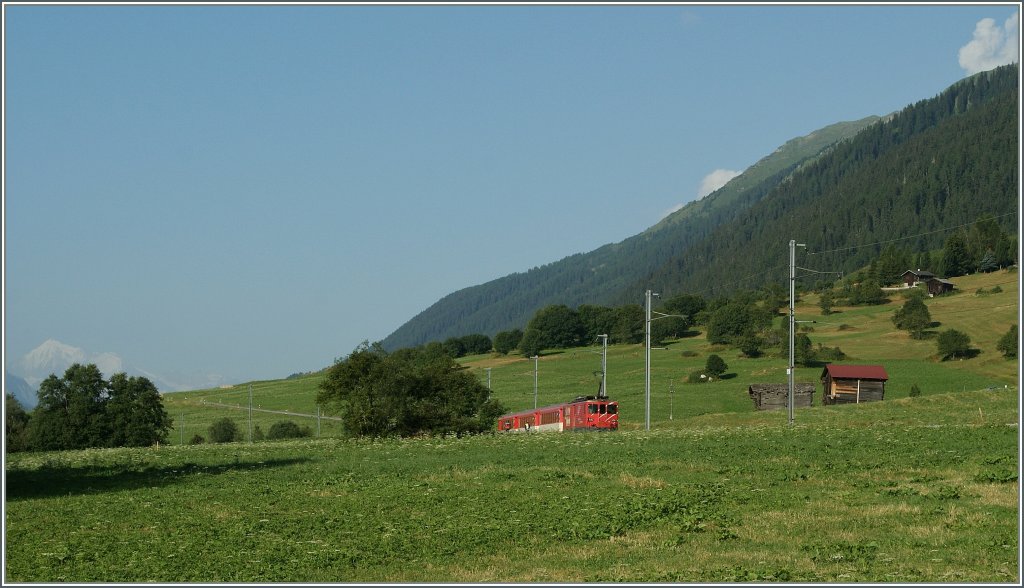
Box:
821, 364, 888, 405
925, 277, 955, 296
748, 383, 814, 411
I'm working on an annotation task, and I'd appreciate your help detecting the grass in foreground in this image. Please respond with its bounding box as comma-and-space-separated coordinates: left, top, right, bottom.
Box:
5, 387, 1018, 583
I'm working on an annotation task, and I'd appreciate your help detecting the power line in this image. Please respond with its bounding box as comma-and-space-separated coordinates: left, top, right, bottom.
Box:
806, 212, 1017, 256
925, 303, 1018, 318
684, 263, 788, 297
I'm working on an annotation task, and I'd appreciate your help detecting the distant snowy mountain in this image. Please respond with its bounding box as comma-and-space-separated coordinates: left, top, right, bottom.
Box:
12, 339, 235, 394
4, 371, 37, 410
19, 339, 124, 386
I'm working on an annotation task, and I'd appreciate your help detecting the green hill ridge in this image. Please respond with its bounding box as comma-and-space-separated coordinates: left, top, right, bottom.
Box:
383, 65, 1018, 350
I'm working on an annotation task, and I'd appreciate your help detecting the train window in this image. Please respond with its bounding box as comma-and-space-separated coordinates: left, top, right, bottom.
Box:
599, 404, 606, 414
607, 404, 617, 415
587, 404, 597, 414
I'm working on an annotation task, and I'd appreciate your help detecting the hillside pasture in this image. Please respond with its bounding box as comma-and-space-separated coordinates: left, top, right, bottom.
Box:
161, 373, 336, 443
158, 269, 1017, 439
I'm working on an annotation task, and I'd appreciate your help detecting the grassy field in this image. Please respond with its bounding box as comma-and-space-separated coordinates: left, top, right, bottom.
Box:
4, 388, 1018, 582
5, 269, 1019, 582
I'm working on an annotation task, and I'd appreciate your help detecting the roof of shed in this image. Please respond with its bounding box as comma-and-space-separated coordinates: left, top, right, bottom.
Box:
821, 364, 889, 381
748, 383, 815, 394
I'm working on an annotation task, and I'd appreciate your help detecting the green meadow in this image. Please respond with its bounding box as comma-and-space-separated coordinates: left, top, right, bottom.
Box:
4, 269, 1019, 582
4, 389, 1017, 582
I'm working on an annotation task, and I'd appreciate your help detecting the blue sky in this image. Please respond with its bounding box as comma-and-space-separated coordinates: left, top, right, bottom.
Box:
3, 3, 1020, 390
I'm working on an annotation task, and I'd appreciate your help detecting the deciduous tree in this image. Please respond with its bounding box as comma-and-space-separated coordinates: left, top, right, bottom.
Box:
493, 329, 524, 355
996, 324, 1017, 359
106, 373, 172, 447
892, 293, 932, 339
5, 394, 31, 453
937, 329, 972, 360
317, 344, 504, 438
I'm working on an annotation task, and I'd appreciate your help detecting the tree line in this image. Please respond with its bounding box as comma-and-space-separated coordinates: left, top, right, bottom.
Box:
6, 364, 172, 453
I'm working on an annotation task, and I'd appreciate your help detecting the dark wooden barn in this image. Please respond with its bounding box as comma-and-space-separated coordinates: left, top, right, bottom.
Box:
748, 383, 814, 411
925, 277, 955, 296
821, 364, 888, 405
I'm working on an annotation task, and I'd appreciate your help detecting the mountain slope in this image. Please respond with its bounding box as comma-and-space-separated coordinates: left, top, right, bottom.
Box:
384, 65, 1017, 351
4, 372, 37, 410
640, 64, 1018, 297
382, 116, 881, 350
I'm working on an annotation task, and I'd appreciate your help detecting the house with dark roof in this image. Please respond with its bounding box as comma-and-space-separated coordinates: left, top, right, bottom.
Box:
901, 269, 936, 287
821, 364, 888, 405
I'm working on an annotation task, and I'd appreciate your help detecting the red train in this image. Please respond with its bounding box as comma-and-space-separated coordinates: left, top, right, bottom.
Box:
496, 395, 619, 433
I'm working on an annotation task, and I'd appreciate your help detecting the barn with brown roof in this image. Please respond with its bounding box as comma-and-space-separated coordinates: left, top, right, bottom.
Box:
821, 364, 889, 405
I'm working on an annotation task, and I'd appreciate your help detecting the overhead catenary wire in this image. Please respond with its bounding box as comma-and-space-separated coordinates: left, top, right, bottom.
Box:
660, 212, 1015, 300
683, 263, 788, 298
805, 212, 1017, 256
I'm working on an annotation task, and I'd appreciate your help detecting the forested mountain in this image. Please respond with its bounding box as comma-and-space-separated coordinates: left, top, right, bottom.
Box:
638, 64, 1018, 298
381, 116, 879, 350
382, 65, 1018, 351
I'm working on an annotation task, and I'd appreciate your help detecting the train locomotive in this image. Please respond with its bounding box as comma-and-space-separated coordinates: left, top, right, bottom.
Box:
496, 394, 618, 433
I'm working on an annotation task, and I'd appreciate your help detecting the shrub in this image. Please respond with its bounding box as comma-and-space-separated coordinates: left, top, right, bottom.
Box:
189, 434, 205, 445
738, 335, 762, 358
705, 355, 728, 378
208, 418, 239, 443
686, 370, 709, 384
909, 384, 922, 397
267, 420, 313, 440
815, 344, 846, 361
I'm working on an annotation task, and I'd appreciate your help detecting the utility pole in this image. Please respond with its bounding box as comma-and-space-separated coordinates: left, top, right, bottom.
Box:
598, 334, 608, 398
789, 239, 805, 426
669, 380, 674, 420
532, 355, 539, 409
248, 384, 253, 442
486, 367, 492, 392
180, 412, 184, 445
645, 289, 659, 431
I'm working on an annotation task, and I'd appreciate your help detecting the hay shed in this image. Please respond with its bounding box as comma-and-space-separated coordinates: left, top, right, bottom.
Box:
748, 383, 814, 411
821, 364, 888, 405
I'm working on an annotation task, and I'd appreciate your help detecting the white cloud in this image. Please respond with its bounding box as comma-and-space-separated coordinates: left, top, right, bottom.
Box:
659, 168, 743, 222
958, 13, 1019, 75
91, 352, 125, 377
698, 169, 742, 198
660, 202, 685, 220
